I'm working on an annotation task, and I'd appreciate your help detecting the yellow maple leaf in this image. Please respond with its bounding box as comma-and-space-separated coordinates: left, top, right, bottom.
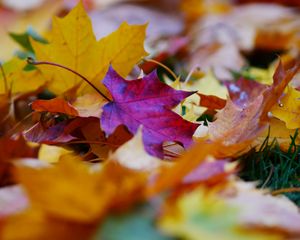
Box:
253, 118, 299, 151
96, 21, 148, 79
271, 87, 300, 129
13, 156, 147, 222
2, 156, 147, 239
1, 208, 94, 240
0, 58, 45, 94
14, 157, 111, 222
31, 2, 147, 95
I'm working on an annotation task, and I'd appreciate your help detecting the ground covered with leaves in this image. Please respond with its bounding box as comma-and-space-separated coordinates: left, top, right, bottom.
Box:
1, 0, 300, 239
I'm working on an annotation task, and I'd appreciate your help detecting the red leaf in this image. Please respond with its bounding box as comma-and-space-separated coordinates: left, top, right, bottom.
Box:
100, 67, 199, 158
0, 135, 38, 162
0, 135, 39, 186
208, 60, 300, 144
197, 93, 226, 110
81, 120, 133, 159
224, 77, 267, 107
32, 98, 79, 116
261, 60, 300, 120
23, 118, 87, 144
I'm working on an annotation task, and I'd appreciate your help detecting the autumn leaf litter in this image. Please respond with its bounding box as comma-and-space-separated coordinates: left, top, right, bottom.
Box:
0, 1, 300, 240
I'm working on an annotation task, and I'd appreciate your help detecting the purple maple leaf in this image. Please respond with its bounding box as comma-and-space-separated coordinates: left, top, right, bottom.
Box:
100, 67, 199, 158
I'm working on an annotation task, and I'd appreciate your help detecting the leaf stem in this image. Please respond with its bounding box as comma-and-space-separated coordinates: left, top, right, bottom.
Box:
27, 57, 111, 101
6, 112, 33, 137
184, 65, 201, 83
144, 58, 178, 80
261, 164, 274, 188
271, 187, 300, 195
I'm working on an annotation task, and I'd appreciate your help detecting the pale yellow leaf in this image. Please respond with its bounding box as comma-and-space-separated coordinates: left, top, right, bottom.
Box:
109, 127, 162, 171
38, 144, 74, 163
159, 186, 281, 240
271, 87, 300, 129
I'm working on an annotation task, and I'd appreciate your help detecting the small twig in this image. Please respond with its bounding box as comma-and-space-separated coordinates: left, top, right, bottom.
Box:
6, 112, 34, 136
62, 140, 120, 148
64, 140, 108, 144
80, 149, 93, 159
261, 164, 274, 189
27, 57, 111, 102
184, 65, 201, 83
164, 149, 181, 157
144, 58, 178, 80
164, 142, 178, 147
271, 187, 300, 195
88, 157, 104, 163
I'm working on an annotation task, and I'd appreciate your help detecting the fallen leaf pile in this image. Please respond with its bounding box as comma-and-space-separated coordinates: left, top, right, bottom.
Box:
1, 0, 300, 239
